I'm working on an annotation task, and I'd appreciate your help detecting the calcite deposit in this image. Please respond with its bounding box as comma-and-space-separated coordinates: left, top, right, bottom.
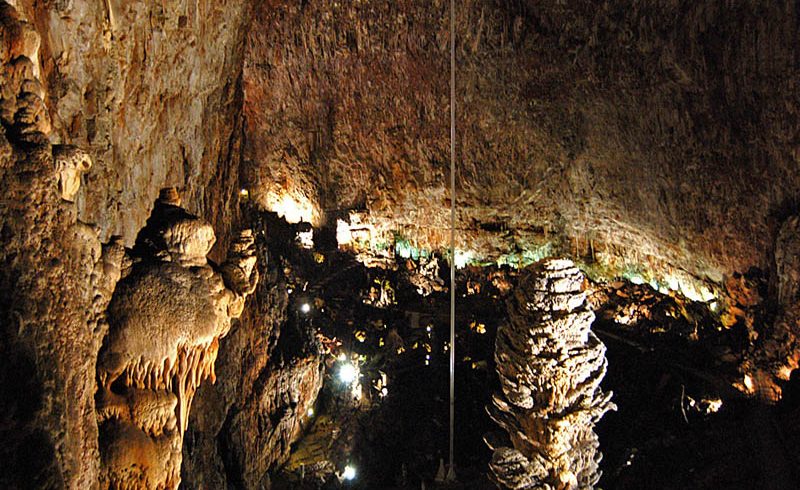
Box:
736, 216, 800, 402
96, 189, 258, 490
488, 259, 615, 489
0, 4, 122, 487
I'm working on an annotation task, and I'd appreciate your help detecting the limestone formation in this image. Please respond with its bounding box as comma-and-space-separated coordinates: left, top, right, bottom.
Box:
737, 216, 800, 402
488, 259, 615, 490
53, 144, 92, 201
96, 188, 258, 490
0, 1, 49, 143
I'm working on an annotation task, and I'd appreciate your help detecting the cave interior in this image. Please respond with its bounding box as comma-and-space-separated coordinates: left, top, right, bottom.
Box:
0, 1, 799, 489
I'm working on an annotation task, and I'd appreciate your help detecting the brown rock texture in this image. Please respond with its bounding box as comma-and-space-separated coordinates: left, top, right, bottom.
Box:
1, 1, 253, 487
13, 0, 250, 249
243, 0, 799, 284
181, 214, 324, 489
96, 191, 258, 490
488, 259, 615, 489
0, 3, 116, 487
738, 215, 800, 402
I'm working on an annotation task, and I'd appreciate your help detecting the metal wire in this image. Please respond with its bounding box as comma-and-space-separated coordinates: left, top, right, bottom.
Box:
448, 0, 456, 480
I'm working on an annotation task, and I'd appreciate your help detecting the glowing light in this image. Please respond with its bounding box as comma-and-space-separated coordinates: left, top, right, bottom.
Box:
426, 325, 432, 333
297, 229, 314, 249
338, 362, 358, 384
343, 465, 357, 481
380, 387, 389, 397
337, 352, 347, 361
453, 249, 475, 269
336, 219, 352, 246
300, 303, 311, 314
703, 398, 723, 414
743, 374, 754, 392
307, 408, 314, 417
266, 191, 318, 225
239, 188, 249, 197
629, 275, 645, 285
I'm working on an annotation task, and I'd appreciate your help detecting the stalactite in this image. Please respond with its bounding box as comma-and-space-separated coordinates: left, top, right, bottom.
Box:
488, 259, 615, 490
95, 189, 258, 490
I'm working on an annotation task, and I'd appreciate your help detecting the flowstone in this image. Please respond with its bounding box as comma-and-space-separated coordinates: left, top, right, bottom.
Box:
488, 259, 615, 490
96, 188, 258, 490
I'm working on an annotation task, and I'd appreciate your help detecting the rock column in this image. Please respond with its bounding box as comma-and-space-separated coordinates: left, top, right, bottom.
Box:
488, 259, 615, 490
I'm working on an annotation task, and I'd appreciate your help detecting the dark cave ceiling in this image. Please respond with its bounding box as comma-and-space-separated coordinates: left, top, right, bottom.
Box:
242, 0, 799, 291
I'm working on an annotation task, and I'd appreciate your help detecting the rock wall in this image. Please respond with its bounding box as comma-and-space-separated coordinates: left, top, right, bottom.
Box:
0, 4, 113, 487
96, 190, 257, 490
181, 214, 324, 489
0, 1, 252, 487
13, 0, 250, 250
243, 0, 799, 284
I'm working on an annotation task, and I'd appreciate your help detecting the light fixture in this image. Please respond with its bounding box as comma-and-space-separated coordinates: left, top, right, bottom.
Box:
342, 464, 357, 481
307, 408, 314, 417
300, 302, 311, 314
337, 362, 358, 384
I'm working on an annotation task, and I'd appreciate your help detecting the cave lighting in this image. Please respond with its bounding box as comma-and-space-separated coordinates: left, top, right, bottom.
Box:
704, 398, 723, 414
342, 464, 357, 481
380, 387, 389, 398
337, 361, 359, 384
307, 408, 315, 417
296, 229, 314, 249
336, 219, 352, 246
453, 249, 475, 269
266, 191, 317, 225
239, 188, 249, 197
299, 302, 311, 314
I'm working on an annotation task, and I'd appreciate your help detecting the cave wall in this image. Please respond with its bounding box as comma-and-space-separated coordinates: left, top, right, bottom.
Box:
182, 215, 324, 489
243, 0, 799, 284
15, 0, 250, 251
0, 1, 252, 487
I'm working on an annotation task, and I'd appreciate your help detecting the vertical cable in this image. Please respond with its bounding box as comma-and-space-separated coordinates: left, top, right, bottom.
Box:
448, 0, 456, 480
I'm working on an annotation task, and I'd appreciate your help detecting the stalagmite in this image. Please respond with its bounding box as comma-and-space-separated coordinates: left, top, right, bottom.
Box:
95, 188, 258, 490
487, 259, 615, 490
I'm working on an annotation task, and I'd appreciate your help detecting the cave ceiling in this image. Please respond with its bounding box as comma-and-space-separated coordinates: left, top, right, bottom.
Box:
243, 0, 799, 288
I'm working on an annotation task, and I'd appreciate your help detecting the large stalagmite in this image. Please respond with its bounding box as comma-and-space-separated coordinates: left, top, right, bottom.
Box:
488, 259, 615, 489
95, 189, 258, 490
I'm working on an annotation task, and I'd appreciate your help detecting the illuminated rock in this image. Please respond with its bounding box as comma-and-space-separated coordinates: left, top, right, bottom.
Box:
53, 145, 92, 201
737, 216, 800, 402
96, 188, 258, 490
488, 259, 615, 489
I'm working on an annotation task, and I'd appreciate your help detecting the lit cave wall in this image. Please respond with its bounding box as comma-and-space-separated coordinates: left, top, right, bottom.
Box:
0, 1, 798, 489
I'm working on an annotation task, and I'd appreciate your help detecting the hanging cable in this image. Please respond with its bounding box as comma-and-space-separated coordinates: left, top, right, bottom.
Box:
448, 0, 457, 482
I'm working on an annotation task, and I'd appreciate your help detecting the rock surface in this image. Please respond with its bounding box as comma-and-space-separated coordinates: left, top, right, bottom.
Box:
0, 2, 253, 487
243, 0, 799, 284
488, 259, 615, 489
13, 0, 250, 250
0, 4, 117, 487
96, 190, 257, 490
181, 213, 324, 489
